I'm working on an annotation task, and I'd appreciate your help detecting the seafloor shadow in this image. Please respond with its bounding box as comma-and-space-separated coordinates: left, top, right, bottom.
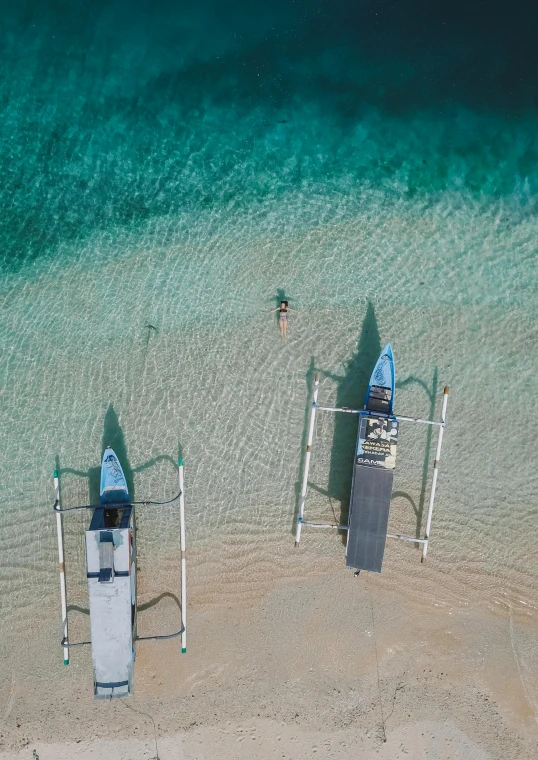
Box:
65, 592, 183, 632
320, 302, 382, 539
138, 591, 181, 613
137, 591, 185, 639
59, 404, 135, 505
100, 404, 135, 500
58, 407, 180, 506
293, 302, 381, 539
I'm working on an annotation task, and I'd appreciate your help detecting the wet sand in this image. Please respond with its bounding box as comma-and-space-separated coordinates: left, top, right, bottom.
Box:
1, 541, 537, 760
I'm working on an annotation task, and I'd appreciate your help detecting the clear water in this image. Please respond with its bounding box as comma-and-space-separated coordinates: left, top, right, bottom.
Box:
1, 0, 537, 686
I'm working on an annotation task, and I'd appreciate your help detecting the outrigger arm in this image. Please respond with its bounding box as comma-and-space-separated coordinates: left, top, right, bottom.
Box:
53, 469, 69, 665
295, 378, 450, 563
53, 457, 187, 658
295, 372, 321, 546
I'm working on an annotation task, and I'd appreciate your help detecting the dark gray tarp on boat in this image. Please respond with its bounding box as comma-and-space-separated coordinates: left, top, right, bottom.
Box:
345, 412, 398, 573
345, 462, 394, 573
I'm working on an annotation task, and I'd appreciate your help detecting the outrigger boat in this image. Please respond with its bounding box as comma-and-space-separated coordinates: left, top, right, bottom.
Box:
53, 448, 187, 698
295, 344, 449, 572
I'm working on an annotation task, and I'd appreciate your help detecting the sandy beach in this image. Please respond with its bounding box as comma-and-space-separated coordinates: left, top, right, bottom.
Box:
1, 539, 537, 760
2, 2, 538, 758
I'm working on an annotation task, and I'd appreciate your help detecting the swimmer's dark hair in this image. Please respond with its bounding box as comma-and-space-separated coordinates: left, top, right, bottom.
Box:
281, 300, 288, 307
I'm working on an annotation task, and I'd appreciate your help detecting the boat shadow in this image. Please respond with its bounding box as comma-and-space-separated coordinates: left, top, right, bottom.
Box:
58, 404, 136, 503
57, 404, 179, 503
54, 409, 184, 636
293, 302, 381, 544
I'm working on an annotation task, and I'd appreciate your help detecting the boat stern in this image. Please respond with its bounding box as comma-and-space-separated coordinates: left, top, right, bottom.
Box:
85, 508, 136, 699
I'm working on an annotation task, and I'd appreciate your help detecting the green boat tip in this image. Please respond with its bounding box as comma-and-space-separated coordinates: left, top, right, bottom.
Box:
64, 659, 69, 666
178, 457, 184, 466
53, 469, 59, 478
181, 647, 186, 654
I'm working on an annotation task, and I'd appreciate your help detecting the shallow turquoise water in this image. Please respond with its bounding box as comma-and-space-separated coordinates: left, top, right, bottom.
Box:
1, 1, 537, 677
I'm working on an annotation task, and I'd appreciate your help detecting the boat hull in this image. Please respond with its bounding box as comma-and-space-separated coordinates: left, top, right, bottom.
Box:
100, 447, 130, 505
364, 343, 395, 415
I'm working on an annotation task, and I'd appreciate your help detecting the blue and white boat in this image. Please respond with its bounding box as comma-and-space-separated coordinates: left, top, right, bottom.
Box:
53, 445, 187, 698
346, 345, 399, 572
295, 340, 450, 572
364, 343, 395, 415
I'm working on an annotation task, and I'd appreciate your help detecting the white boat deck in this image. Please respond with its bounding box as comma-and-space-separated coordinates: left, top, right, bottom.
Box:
85, 522, 134, 698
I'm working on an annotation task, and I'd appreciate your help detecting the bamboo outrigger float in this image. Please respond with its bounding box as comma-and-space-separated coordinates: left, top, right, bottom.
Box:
53, 449, 187, 698
295, 344, 449, 572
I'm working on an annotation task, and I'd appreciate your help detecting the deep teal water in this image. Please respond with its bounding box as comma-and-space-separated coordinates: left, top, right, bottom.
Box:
2, 0, 538, 272
0, 1, 537, 680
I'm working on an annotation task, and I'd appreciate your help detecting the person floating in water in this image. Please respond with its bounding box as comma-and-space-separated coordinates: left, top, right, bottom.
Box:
270, 300, 295, 340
